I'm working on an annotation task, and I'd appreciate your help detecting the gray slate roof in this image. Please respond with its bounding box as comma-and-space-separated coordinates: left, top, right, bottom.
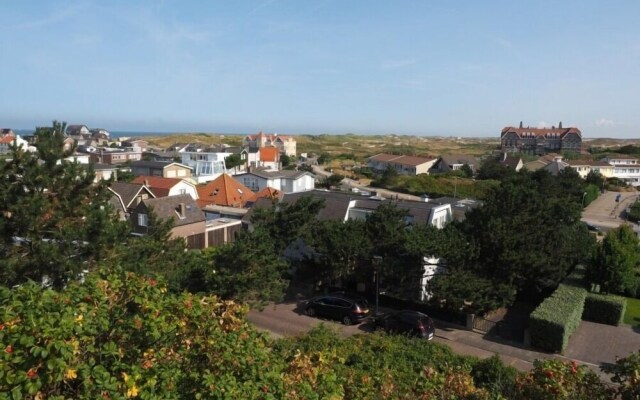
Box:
109, 182, 154, 208
142, 194, 205, 227
243, 189, 448, 225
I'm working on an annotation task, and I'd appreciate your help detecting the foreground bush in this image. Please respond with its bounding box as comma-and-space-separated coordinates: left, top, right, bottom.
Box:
529, 283, 587, 352
582, 292, 627, 326
0, 269, 293, 399
515, 359, 612, 399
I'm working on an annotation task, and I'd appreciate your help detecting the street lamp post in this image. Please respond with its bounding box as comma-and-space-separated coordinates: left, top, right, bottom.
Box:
582, 191, 587, 208
372, 256, 382, 316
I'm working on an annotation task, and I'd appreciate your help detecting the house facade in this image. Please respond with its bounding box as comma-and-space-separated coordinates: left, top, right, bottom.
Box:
180, 150, 230, 183
566, 160, 614, 179
501, 122, 582, 155
131, 194, 241, 249
66, 125, 91, 137
602, 155, 640, 186
431, 155, 479, 173
367, 153, 437, 175
0, 135, 30, 154
88, 149, 142, 164
243, 131, 296, 156
130, 161, 192, 179
132, 176, 199, 200
108, 182, 156, 220
235, 170, 315, 193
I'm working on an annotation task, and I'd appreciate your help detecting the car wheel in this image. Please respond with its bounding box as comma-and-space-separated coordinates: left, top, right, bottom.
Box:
306, 307, 316, 317
342, 315, 352, 325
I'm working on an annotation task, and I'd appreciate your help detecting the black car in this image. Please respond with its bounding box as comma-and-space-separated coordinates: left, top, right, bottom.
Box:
585, 223, 601, 232
304, 294, 370, 325
374, 310, 436, 340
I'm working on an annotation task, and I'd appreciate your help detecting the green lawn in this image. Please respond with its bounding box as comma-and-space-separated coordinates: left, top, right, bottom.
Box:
624, 297, 640, 327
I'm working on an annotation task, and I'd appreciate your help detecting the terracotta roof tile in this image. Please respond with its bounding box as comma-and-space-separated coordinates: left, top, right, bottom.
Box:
196, 173, 256, 208
259, 147, 280, 162
132, 176, 184, 197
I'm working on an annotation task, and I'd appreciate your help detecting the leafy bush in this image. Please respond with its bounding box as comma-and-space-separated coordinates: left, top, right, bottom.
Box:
470, 354, 518, 398
515, 359, 612, 399
582, 292, 627, 326
601, 350, 640, 399
529, 283, 587, 352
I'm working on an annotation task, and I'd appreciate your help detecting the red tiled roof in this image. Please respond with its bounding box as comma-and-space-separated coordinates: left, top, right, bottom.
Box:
255, 186, 282, 200
501, 126, 581, 139
0, 136, 14, 144
132, 176, 183, 197
196, 173, 256, 208
259, 147, 280, 162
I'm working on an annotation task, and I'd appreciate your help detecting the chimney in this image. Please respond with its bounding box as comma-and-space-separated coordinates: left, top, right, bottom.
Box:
178, 202, 186, 218
559, 121, 563, 129
519, 121, 523, 128
144, 179, 149, 187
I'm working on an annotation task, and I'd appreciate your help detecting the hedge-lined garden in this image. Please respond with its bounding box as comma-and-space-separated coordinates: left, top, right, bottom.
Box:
583, 293, 627, 326
529, 283, 587, 353
529, 266, 629, 353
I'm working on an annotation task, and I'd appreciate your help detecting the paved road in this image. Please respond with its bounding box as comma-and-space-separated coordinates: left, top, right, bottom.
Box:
582, 190, 639, 232
247, 301, 631, 380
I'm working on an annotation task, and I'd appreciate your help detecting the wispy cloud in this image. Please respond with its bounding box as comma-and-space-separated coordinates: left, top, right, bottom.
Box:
15, 3, 87, 30
595, 118, 616, 127
381, 59, 417, 70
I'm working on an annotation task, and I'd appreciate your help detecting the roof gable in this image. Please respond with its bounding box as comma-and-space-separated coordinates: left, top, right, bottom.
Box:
141, 194, 205, 227
196, 173, 256, 208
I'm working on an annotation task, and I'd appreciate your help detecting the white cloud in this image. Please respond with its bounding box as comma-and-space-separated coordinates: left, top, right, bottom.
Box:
595, 118, 616, 127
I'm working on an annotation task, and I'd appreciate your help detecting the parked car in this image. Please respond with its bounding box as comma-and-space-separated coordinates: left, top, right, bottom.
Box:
304, 293, 370, 325
374, 310, 436, 340
585, 222, 601, 232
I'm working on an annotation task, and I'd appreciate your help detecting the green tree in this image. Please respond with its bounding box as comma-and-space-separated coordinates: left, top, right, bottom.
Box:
206, 228, 291, 305
250, 195, 325, 253
319, 173, 344, 189
306, 219, 372, 287
477, 158, 516, 181
0, 121, 126, 288
460, 170, 596, 304
280, 154, 292, 168
588, 224, 639, 295
585, 170, 605, 189
601, 350, 640, 399
460, 163, 474, 178
224, 153, 244, 173
317, 152, 331, 165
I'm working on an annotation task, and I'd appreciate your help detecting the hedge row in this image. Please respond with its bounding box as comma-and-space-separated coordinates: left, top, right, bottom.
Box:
529, 283, 587, 353
582, 293, 627, 326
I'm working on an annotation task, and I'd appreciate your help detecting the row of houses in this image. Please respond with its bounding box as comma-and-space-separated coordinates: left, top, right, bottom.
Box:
367, 153, 480, 175
524, 153, 640, 185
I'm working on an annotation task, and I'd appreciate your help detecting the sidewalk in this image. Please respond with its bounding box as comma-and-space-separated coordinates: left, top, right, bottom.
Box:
430, 319, 612, 381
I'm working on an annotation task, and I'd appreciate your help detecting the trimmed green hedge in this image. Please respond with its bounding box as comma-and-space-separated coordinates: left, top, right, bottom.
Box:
583, 293, 627, 326
529, 283, 587, 353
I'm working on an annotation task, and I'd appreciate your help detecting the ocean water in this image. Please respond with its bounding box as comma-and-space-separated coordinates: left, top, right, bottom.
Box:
12, 129, 243, 138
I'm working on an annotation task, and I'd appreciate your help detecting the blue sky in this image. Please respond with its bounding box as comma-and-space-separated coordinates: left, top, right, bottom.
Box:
1, 1, 639, 137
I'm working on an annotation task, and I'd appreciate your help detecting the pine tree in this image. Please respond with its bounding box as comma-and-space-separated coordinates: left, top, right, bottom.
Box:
0, 121, 127, 288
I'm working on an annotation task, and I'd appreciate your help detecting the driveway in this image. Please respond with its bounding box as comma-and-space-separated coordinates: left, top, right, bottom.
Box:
564, 320, 640, 368
582, 190, 639, 231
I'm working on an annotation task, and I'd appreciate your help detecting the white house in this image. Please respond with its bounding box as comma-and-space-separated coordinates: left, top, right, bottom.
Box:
0, 135, 32, 154
235, 170, 315, 194
368, 153, 438, 175
602, 155, 640, 186
180, 149, 231, 184
131, 176, 199, 200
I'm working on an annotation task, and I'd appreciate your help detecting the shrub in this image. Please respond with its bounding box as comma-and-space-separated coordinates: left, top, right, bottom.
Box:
582, 292, 627, 325
515, 359, 612, 399
529, 283, 587, 352
470, 354, 519, 398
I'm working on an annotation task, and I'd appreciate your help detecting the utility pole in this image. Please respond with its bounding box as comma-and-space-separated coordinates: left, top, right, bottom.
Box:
372, 255, 382, 316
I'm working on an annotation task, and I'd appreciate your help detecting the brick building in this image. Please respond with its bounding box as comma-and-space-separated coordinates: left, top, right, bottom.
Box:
501, 122, 581, 155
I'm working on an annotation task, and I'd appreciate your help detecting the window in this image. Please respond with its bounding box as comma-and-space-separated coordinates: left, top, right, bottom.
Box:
179, 188, 187, 195
138, 213, 148, 227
